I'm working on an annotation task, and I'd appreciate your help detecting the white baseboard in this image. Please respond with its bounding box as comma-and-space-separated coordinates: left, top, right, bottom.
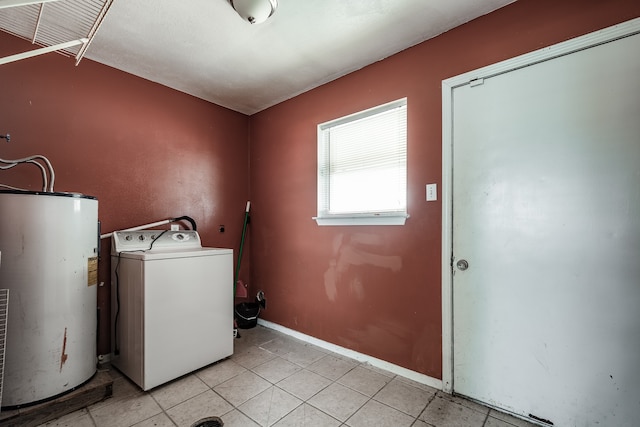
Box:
257, 319, 443, 390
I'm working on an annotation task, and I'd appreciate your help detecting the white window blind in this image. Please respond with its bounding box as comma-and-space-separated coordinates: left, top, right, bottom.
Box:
316, 98, 407, 225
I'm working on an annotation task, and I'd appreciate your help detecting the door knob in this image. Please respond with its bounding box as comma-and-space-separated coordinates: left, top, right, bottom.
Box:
456, 259, 469, 271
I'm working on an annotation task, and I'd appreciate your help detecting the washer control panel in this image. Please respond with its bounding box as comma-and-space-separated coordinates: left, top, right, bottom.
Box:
112, 230, 201, 253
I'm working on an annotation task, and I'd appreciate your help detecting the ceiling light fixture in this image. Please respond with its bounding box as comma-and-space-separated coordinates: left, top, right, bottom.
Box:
230, 0, 277, 25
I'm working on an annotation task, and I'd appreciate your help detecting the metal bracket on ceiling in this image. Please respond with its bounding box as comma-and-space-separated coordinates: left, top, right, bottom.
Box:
0, 39, 88, 66
0, 0, 113, 66
0, 0, 61, 9
75, 0, 114, 65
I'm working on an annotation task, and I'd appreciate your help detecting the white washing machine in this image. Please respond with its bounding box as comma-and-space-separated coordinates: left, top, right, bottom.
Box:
111, 230, 233, 390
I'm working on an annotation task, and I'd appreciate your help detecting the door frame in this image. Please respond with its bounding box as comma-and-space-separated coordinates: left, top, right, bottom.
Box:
440, 18, 640, 394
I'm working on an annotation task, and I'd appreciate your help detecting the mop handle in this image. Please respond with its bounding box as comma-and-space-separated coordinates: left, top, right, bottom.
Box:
234, 201, 251, 293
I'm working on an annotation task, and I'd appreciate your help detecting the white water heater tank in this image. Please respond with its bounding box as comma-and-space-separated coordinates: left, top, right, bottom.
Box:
0, 190, 99, 408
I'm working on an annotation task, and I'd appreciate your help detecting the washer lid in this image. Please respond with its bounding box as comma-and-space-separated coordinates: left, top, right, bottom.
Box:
115, 247, 232, 261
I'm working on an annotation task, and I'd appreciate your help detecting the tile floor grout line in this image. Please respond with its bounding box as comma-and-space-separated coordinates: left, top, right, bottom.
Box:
341, 387, 376, 427
268, 386, 289, 427
146, 386, 181, 427
367, 395, 425, 425
86, 406, 98, 427
481, 409, 490, 426
415, 389, 439, 424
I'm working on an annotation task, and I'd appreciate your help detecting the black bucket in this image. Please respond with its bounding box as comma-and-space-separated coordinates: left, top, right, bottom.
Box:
235, 302, 260, 329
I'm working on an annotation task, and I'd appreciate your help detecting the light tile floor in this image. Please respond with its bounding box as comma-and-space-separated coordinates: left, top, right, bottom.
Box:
41, 326, 538, 427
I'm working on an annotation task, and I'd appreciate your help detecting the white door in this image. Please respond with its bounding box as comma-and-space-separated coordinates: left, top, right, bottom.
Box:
451, 31, 640, 426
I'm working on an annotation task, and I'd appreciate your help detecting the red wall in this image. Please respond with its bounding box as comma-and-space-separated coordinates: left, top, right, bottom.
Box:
0, 34, 250, 355
1, 0, 638, 379
248, 0, 640, 379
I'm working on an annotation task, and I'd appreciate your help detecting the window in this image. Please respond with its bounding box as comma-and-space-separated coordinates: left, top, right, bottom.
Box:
315, 98, 408, 226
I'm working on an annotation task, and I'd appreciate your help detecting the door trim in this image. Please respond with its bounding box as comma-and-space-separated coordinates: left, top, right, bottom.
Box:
440, 17, 640, 394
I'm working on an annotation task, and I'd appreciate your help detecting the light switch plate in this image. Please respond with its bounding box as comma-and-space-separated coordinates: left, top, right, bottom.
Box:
426, 184, 437, 201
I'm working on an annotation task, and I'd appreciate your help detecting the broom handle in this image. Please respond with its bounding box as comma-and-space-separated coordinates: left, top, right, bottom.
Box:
234, 201, 251, 295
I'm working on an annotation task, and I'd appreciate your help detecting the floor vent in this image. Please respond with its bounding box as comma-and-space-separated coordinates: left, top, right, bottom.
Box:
191, 416, 224, 427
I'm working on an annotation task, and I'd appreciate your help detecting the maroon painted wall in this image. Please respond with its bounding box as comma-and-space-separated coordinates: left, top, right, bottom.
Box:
1, 0, 638, 379
0, 33, 250, 355
248, 0, 640, 379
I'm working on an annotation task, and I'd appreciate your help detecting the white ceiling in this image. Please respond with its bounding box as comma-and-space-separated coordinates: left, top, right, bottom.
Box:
3, 0, 517, 115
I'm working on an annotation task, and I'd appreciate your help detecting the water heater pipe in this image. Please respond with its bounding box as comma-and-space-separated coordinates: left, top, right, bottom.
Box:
0, 154, 55, 192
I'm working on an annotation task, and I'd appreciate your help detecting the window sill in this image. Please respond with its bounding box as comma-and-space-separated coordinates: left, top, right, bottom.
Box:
313, 214, 408, 226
